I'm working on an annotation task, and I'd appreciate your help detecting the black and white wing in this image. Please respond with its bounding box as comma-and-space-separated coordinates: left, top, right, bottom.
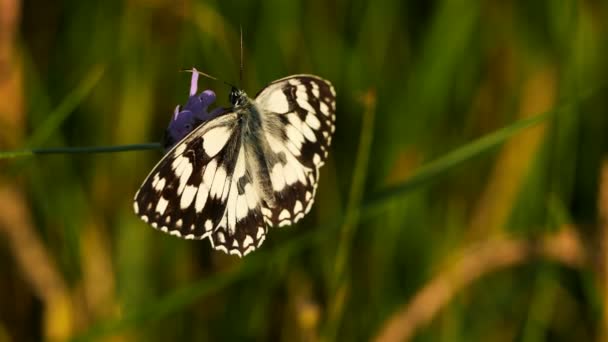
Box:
133, 111, 267, 257
134, 74, 336, 257
255, 75, 336, 227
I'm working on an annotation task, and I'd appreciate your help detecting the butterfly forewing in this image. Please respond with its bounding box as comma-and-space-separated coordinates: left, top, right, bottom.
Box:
257, 75, 336, 169
134, 111, 240, 238
134, 74, 335, 257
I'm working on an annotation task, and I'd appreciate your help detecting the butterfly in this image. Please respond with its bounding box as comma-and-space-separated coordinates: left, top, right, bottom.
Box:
133, 71, 336, 257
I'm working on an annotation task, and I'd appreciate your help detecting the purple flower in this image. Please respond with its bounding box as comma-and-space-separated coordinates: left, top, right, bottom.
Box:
163, 68, 224, 150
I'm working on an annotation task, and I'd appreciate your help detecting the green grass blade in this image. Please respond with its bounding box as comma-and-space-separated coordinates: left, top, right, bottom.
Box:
364, 112, 551, 217
26, 65, 105, 147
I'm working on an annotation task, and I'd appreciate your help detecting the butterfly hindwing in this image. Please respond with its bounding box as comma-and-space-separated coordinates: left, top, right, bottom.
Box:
209, 148, 267, 256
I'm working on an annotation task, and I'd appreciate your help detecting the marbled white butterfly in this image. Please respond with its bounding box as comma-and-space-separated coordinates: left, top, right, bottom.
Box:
133, 69, 336, 257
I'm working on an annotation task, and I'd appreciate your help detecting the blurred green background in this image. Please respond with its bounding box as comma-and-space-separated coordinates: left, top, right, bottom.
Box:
1, 0, 608, 341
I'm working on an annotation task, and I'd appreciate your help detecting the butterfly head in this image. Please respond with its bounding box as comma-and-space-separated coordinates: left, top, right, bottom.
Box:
229, 87, 248, 107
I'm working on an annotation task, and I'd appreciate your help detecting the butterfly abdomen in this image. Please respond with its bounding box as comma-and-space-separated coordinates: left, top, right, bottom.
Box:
241, 100, 277, 209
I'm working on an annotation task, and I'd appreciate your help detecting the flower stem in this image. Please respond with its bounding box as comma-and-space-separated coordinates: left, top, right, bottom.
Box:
0, 143, 162, 159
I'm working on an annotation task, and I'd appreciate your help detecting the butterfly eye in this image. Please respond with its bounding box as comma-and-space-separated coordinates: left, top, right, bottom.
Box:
184, 123, 192, 131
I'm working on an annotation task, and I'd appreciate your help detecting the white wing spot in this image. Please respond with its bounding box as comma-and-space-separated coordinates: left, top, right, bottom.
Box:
300, 122, 317, 142
217, 231, 226, 243
264, 89, 289, 113
227, 183, 238, 232
282, 161, 300, 185
244, 184, 259, 209
203, 159, 217, 188
205, 219, 213, 231
154, 178, 166, 192
271, 164, 286, 191
311, 82, 320, 97
151, 222, 158, 228
257, 227, 265, 239
165, 216, 171, 224
297, 98, 316, 114
257, 234, 266, 247
221, 178, 231, 201
306, 191, 312, 201
261, 207, 272, 217
171, 155, 186, 171
305, 113, 321, 130
141, 215, 148, 222
243, 235, 254, 248
236, 194, 248, 221
286, 125, 305, 149
267, 131, 287, 153
185, 234, 195, 239
203, 126, 232, 157
294, 200, 303, 213
152, 174, 160, 188
170, 230, 181, 237
176, 161, 193, 195
133, 202, 139, 213
174, 144, 186, 156
176, 219, 183, 228
210, 166, 227, 198
306, 199, 315, 213
194, 183, 209, 213
279, 209, 291, 220
285, 139, 302, 157
234, 148, 246, 178
155, 197, 169, 215
180, 185, 198, 209
313, 154, 321, 166
320, 101, 330, 116
161, 226, 169, 232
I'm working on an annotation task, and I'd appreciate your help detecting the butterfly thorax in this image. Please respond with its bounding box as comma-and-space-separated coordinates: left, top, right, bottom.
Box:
230, 88, 278, 209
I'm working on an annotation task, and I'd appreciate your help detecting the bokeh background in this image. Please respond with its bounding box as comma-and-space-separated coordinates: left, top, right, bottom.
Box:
1, 0, 608, 341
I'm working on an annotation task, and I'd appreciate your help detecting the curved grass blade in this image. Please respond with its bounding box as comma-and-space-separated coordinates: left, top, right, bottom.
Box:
26, 65, 105, 148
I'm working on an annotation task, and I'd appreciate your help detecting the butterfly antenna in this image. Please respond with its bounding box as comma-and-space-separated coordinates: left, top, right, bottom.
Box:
239, 25, 244, 88
181, 68, 236, 89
